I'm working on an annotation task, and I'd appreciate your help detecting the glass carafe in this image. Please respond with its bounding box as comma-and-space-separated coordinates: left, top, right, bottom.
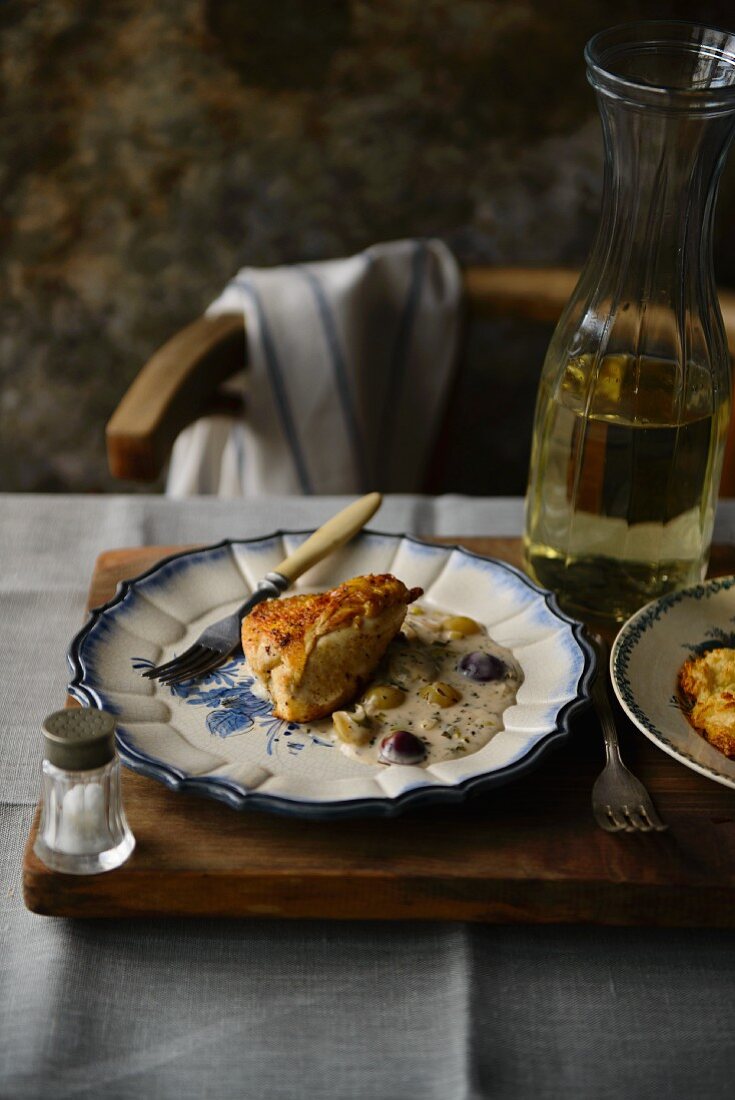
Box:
524, 21, 735, 622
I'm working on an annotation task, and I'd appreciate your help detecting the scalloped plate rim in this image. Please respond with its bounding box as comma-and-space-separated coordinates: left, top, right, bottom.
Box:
67, 529, 597, 819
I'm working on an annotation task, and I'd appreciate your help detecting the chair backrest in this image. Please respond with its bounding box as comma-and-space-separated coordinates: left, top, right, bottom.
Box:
106, 265, 735, 494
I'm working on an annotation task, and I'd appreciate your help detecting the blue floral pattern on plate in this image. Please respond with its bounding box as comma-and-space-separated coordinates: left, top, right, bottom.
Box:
130, 655, 334, 757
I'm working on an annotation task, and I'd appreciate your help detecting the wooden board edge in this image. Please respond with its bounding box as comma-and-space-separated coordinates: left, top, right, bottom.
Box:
94, 545, 199, 571
20, 864, 735, 925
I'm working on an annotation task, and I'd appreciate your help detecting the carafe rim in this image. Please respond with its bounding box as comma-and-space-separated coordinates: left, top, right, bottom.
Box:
586, 20, 735, 114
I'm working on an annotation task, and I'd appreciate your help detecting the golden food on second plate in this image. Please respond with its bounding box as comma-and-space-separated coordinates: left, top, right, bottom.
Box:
241, 574, 422, 722
678, 647, 735, 759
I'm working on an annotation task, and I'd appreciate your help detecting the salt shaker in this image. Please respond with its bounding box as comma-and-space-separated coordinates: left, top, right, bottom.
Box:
34, 708, 135, 874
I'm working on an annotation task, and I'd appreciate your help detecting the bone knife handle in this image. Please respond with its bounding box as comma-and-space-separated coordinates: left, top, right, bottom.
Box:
274, 492, 383, 585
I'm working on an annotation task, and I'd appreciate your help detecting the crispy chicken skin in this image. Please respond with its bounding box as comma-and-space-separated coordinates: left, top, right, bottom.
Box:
679, 647, 735, 759
241, 574, 422, 722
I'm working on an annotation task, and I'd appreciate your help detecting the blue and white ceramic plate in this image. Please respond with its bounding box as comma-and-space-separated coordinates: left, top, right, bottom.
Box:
68, 531, 595, 818
611, 577, 735, 790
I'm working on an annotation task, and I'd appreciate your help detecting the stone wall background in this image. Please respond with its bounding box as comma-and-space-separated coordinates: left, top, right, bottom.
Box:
2, 0, 735, 494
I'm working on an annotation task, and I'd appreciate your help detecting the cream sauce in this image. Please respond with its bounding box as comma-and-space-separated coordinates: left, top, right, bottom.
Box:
328, 604, 523, 767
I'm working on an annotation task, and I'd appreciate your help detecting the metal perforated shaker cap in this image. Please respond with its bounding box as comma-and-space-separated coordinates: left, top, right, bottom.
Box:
42, 708, 117, 770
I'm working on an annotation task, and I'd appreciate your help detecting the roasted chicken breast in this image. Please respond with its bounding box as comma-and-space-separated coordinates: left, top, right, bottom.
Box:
679, 646, 735, 759
241, 574, 422, 722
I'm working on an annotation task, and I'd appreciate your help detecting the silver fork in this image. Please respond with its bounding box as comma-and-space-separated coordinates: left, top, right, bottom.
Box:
142, 492, 382, 687
590, 633, 667, 834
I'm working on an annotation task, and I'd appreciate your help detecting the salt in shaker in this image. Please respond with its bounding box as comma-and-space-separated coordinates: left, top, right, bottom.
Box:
34, 708, 135, 874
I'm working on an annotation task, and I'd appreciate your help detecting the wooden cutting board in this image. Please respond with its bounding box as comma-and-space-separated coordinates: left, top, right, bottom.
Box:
22, 539, 735, 924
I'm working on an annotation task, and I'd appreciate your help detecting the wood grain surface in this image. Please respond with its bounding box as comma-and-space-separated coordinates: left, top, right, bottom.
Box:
22, 539, 735, 924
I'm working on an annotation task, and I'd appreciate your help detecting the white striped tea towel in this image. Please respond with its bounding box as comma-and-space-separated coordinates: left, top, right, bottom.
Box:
166, 239, 461, 496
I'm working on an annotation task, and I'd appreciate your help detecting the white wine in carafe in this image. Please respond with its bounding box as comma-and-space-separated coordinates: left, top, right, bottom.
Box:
524, 355, 729, 621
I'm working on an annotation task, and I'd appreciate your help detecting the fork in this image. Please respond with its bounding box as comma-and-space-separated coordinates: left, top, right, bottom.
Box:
590, 632, 667, 834
142, 492, 382, 686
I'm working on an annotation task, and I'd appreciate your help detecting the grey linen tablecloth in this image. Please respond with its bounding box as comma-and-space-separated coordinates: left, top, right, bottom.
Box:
1, 493, 734, 1100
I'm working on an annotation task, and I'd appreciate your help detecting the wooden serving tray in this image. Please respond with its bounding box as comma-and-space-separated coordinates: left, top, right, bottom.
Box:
22, 539, 735, 925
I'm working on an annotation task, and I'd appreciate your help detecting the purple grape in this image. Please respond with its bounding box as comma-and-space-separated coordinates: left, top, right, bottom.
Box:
458, 651, 507, 682
379, 730, 427, 766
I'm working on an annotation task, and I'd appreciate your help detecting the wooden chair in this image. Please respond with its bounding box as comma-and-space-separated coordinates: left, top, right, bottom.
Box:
106, 266, 735, 495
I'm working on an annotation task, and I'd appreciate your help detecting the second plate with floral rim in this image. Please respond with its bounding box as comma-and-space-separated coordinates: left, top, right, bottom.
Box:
611, 575, 735, 790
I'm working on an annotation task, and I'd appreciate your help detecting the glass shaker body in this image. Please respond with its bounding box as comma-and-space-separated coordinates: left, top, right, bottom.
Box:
524, 22, 735, 622
35, 755, 135, 875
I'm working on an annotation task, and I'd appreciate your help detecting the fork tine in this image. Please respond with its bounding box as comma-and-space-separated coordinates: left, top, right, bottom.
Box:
621, 807, 641, 833
638, 804, 668, 832
188, 651, 229, 679
594, 807, 621, 832
628, 808, 654, 832
158, 659, 213, 686
155, 648, 209, 684
601, 806, 624, 831
143, 646, 202, 679
164, 661, 219, 687
616, 809, 638, 831
162, 649, 222, 686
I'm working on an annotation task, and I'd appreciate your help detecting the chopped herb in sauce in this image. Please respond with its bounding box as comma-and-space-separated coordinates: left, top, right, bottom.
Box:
331, 604, 522, 767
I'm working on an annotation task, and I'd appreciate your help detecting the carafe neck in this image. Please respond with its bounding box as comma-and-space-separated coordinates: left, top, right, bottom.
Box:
589, 94, 735, 304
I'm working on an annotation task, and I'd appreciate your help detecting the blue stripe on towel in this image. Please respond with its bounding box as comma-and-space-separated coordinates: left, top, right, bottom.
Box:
379, 239, 427, 483
297, 266, 369, 491
235, 276, 313, 494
